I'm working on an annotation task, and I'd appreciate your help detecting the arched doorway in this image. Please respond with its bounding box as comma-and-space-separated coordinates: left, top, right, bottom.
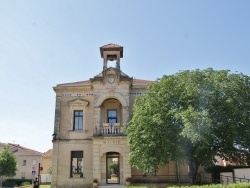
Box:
106, 152, 120, 184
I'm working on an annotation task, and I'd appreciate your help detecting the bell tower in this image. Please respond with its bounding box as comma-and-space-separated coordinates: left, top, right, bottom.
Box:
90, 43, 130, 84
100, 43, 123, 71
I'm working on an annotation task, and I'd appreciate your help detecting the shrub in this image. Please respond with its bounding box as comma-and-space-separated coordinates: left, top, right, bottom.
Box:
168, 183, 250, 188
20, 181, 32, 186
93, 178, 98, 183
3, 179, 32, 186
125, 177, 132, 183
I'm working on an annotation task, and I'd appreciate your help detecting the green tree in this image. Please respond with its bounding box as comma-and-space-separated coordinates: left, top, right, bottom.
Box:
0, 146, 17, 187
48, 166, 52, 175
127, 69, 250, 183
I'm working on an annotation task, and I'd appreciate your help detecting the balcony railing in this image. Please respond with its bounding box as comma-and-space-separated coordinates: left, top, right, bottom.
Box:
93, 123, 126, 137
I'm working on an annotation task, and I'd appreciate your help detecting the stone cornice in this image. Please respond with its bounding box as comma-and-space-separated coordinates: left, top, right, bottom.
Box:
68, 99, 89, 107
53, 86, 92, 93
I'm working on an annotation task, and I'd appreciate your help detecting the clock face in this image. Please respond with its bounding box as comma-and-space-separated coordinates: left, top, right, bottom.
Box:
108, 76, 115, 83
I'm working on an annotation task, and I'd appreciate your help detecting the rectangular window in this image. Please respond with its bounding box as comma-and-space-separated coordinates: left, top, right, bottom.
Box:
21, 172, 25, 179
108, 110, 117, 124
71, 151, 83, 177
22, 160, 26, 166
74, 110, 83, 130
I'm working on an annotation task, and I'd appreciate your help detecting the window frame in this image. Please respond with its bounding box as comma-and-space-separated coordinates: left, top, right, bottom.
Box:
21, 172, 25, 179
70, 151, 83, 178
107, 109, 117, 124
68, 99, 89, 131
73, 110, 83, 130
22, 160, 26, 166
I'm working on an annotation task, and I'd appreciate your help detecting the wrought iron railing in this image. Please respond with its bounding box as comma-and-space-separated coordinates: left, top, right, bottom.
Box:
93, 123, 126, 137
220, 175, 250, 185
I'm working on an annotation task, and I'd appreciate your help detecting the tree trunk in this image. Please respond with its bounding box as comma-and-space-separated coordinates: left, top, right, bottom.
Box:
0, 175, 2, 188
188, 161, 199, 184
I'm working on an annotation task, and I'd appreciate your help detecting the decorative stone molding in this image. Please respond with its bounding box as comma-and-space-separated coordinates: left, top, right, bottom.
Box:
68, 99, 89, 131
100, 146, 123, 157
94, 92, 127, 107
68, 99, 89, 107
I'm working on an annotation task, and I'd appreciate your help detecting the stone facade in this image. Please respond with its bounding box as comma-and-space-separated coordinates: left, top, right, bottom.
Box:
51, 44, 189, 188
0, 143, 42, 180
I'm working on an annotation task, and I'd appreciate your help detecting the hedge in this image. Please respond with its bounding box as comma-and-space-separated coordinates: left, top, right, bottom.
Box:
3, 179, 32, 187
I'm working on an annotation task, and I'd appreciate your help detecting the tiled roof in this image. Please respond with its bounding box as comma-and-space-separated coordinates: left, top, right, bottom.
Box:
132, 78, 155, 85
42, 149, 53, 158
56, 80, 91, 87
100, 43, 123, 48
92, 69, 130, 78
0, 143, 43, 156
100, 43, 123, 58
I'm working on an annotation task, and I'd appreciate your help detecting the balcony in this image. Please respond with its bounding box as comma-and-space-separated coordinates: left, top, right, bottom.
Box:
93, 123, 126, 137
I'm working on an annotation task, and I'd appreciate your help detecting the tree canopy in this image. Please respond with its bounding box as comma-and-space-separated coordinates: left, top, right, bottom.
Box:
127, 68, 250, 182
0, 146, 17, 187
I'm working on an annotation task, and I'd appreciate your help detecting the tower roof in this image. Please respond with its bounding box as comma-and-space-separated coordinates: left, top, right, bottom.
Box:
100, 43, 123, 58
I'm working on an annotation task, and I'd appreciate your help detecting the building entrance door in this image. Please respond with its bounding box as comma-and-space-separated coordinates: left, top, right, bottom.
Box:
106, 152, 120, 184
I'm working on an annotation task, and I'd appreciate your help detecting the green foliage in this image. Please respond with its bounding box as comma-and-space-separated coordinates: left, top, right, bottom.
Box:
169, 185, 223, 188
0, 146, 17, 177
128, 69, 250, 182
168, 183, 250, 188
20, 181, 32, 186
48, 166, 52, 175
3, 179, 32, 186
108, 162, 119, 172
39, 185, 51, 188
125, 177, 132, 182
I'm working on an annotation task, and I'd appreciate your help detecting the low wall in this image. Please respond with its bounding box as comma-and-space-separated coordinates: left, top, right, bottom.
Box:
41, 174, 51, 183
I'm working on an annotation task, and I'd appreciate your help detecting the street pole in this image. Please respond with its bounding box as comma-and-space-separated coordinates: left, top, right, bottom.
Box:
38, 163, 41, 185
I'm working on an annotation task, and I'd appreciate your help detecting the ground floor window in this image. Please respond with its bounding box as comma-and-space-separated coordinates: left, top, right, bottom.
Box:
71, 151, 83, 177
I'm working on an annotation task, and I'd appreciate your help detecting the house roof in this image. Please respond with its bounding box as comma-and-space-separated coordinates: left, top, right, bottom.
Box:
93, 68, 130, 78
42, 149, 53, 158
56, 80, 91, 87
100, 43, 123, 49
100, 43, 123, 58
132, 78, 155, 85
0, 142, 43, 156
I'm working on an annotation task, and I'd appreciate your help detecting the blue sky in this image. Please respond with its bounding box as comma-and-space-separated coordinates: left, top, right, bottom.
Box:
0, 0, 250, 153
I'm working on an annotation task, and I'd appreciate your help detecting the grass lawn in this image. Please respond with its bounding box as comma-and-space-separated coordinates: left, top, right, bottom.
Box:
18, 185, 147, 188
37, 186, 146, 188
19, 185, 51, 188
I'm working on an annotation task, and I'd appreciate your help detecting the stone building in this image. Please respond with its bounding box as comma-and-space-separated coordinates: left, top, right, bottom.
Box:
51, 44, 189, 188
0, 142, 42, 180
40, 149, 52, 183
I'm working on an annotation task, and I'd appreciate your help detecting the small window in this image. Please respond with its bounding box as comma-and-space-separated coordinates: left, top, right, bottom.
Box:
21, 172, 25, 179
22, 160, 26, 166
74, 110, 83, 130
71, 151, 83, 177
108, 110, 117, 124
